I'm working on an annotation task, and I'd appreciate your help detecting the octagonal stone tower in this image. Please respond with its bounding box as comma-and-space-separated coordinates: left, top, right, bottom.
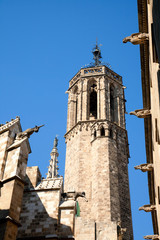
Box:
64, 46, 133, 240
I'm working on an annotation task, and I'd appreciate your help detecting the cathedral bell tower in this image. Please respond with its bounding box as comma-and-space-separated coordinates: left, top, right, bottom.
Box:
64, 44, 133, 240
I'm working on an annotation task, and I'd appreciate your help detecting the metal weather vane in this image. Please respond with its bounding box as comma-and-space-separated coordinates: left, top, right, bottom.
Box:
92, 39, 102, 66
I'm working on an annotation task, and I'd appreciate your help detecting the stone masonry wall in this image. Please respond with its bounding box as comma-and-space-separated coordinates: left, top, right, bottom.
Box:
65, 121, 132, 239
25, 166, 41, 188
18, 189, 60, 238
65, 125, 92, 218
0, 119, 30, 240
112, 129, 133, 240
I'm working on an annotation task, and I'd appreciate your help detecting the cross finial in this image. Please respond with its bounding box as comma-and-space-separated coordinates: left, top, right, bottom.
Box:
92, 39, 102, 66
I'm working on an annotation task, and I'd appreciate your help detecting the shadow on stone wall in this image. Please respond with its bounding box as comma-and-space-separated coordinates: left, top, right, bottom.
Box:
17, 175, 73, 240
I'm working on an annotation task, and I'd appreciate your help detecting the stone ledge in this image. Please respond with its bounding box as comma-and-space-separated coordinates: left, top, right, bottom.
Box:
0, 215, 21, 227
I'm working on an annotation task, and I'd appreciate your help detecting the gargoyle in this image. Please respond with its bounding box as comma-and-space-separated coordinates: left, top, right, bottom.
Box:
144, 235, 160, 239
61, 191, 88, 202
139, 204, 156, 212
134, 163, 153, 172
16, 125, 44, 140
130, 109, 151, 118
74, 192, 88, 202
123, 33, 149, 45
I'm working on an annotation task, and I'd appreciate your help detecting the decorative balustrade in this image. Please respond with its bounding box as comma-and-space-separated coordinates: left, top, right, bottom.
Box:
105, 68, 122, 82
69, 66, 122, 88
69, 72, 81, 87
84, 68, 102, 74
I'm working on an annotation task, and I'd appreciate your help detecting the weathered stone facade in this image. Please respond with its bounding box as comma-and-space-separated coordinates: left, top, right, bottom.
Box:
0, 117, 31, 240
64, 63, 133, 240
124, 0, 160, 238
0, 121, 76, 240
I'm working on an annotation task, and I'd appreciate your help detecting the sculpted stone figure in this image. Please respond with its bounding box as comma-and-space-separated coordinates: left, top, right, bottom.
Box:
53, 136, 58, 148
61, 191, 88, 202
134, 163, 153, 172
16, 125, 44, 140
123, 32, 149, 45
144, 235, 160, 239
139, 204, 156, 212
130, 109, 151, 118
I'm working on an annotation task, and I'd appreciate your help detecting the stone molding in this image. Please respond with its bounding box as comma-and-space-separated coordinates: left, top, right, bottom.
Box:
0, 117, 21, 134
68, 66, 122, 91
65, 119, 127, 142
1, 174, 25, 186
0, 215, 21, 227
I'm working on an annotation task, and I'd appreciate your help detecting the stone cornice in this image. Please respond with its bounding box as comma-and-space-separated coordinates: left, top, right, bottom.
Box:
64, 119, 127, 142
0, 215, 21, 227
67, 66, 122, 92
2, 174, 25, 186
0, 117, 21, 134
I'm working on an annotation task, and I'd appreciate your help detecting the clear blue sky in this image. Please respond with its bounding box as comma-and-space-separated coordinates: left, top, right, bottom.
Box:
0, 0, 153, 238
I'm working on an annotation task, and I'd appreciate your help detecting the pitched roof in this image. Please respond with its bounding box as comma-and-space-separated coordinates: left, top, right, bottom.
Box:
35, 177, 63, 190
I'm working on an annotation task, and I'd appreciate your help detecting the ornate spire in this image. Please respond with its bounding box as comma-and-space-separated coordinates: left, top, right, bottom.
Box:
46, 136, 59, 179
92, 39, 102, 66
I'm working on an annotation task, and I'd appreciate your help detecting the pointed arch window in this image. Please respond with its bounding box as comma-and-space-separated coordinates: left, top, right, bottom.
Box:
73, 86, 78, 124
110, 85, 115, 122
89, 83, 97, 119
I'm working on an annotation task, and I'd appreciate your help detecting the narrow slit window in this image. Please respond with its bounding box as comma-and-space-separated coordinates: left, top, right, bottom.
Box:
158, 186, 160, 204
110, 129, 113, 139
155, 118, 160, 144
100, 127, 105, 136
110, 85, 115, 122
75, 96, 78, 124
152, 23, 159, 63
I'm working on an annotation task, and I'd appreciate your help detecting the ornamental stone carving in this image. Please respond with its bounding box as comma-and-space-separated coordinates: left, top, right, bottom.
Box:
144, 235, 160, 239
134, 163, 153, 172
139, 204, 156, 212
123, 33, 149, 45
61, 191, 88, 202
130, 109, 151, 118
16, 125, 44, 140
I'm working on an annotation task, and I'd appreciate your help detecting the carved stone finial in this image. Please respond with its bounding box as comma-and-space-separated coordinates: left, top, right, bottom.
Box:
46, 137, 59, 179
16, 124, 44, 140
139, 204, 156, 212
130, 109, 151, 118
123, 32, 149, 45
134, 163, 153, 172
144, 235, 160, 239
